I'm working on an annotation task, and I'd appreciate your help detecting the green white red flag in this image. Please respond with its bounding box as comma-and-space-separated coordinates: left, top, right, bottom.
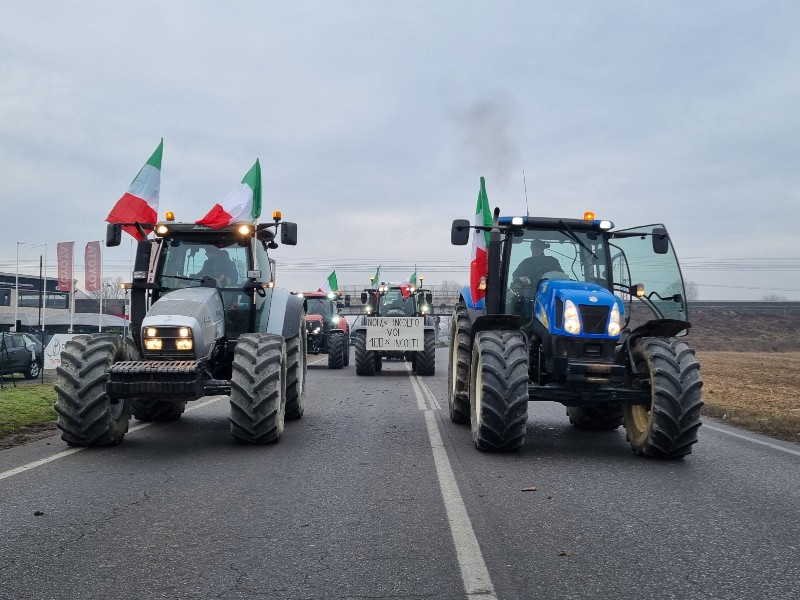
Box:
401, 267, 417, 297
470, 177, 492, 303
106, 139, 163, 241
196, 159, 262, 228
319, 271, 339, 294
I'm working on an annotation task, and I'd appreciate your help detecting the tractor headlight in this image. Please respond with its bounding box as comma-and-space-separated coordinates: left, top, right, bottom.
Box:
420, 304, 430, 314
313, 327, 321, 334
365, 306, 372, 314
563, 300, 581, 335
332, 315, 340, 324
175, 339, 193, 350
327, 292, 336, 299
608, 305, 621, 336
146, 327, 158, 337
145, 338, 163, 350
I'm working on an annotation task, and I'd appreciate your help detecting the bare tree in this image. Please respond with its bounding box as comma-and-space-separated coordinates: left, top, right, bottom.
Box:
665, 279, 699, 301
88, 276, 126, 300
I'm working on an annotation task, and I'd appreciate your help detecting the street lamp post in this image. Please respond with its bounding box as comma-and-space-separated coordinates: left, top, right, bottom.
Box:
14, 242, 46, 332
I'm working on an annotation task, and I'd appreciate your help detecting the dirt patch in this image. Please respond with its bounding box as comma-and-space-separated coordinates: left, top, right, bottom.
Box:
0, 421, 59, 450
698, 351, 800, 443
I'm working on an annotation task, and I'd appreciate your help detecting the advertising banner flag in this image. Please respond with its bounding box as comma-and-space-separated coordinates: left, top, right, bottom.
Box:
85, 241, 102, 292
57, 242, 74, 292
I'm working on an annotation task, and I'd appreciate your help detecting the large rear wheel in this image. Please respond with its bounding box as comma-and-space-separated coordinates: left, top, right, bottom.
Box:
566, 405, 623, 430
327, 332, 345, 370
623, 338, 703, 458
55, 334, 136, 447
131, 399, 186, 422
414, 329, 436, 376
285, 314, 308, 420
448, 302, 471, 424
230, 333, 287, 444
470, 330, 529, 451
354, 330, 375, 376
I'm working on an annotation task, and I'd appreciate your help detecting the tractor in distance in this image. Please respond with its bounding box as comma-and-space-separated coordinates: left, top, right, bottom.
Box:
55, 211, 307, 446
354, 283, 436, 376
295, 289, 351, 369
449, 210, 703, 458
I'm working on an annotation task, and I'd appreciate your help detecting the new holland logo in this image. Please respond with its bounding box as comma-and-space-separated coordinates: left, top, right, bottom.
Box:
589, 296, 598, 302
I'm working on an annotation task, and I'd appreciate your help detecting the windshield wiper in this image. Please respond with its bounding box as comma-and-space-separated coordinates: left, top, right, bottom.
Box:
558, 221, 597, 259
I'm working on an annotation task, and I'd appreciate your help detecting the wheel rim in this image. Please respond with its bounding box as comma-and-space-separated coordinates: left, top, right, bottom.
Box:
29, 362, 40, 378
629, 404, 651, 434
472, 353, 484, 427
109, 399, 125, 420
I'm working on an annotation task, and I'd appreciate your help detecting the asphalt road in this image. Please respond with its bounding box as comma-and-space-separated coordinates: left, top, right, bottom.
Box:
1, 347, 799, 600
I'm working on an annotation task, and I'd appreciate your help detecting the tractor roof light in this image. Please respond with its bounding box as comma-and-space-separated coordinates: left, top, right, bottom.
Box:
273, 210, 282, 222
327, 292, 336, 299
632, 283, 645, 297
165, 211, 175, 222
599, 220, 613, 230
583, 211, 595, 221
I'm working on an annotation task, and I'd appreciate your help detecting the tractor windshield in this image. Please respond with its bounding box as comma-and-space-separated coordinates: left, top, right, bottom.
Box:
380, 288, 415, 317
507, 229, 609, 289
306, 298, 333, 324
157, 240, 246, 290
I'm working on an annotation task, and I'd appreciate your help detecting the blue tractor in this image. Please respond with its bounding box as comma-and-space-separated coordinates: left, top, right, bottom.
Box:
449, 210, 703, 458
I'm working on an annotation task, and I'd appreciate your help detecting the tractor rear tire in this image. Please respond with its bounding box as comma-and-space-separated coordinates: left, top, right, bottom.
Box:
448, 302, 471, 424
355, 330, 375, 376
327, 332, 345, 370
54, 334, 136, 447
566, 405, 623, 430
285, 317, 307, 421
132, 399, 186, 422
623, 337, 703, 458
375, 355, 383, 372
470, 330, 529, 451
230, 333, 287, 444
414, 329, 436, 376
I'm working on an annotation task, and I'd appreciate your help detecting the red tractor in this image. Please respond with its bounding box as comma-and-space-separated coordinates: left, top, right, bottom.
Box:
296, 290, 350, 369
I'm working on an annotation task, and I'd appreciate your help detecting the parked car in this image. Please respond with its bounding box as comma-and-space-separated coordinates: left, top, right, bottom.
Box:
0, 331, 43, 379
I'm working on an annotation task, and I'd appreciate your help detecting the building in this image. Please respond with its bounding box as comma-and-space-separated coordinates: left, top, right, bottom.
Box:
0, 272, 70, 331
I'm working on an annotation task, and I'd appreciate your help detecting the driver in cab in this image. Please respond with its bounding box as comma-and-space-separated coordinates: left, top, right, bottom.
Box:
512, 238, 562, 288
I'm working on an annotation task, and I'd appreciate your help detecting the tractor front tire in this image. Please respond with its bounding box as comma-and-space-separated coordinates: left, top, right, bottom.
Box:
132, 399, 186, 422
230, 333, 287, 444
343, 331, 350, 367
623, 337, 703, 458
286, 315, 308, 420
355, 330, 375, 376
55, 334, 136, 447
414, 329, 436, 376
327, 332, 345, 370
448, 302, 471, 424
566, 405, 623, 430
470, 330, 529, 451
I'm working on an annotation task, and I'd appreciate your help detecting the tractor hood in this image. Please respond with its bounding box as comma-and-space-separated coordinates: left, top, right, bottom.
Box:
534, 279, 624, 338
142, 287, 225, 359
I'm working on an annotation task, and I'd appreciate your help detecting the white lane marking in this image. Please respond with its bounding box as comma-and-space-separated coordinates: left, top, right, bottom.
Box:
0, 396, 224, 481
409, 374, 497, 599
307, 356, 327, 365
404, 363, 442, 410
704, 423, 800, 457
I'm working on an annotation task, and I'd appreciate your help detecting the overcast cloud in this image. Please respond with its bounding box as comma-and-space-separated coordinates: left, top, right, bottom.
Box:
1, 1, 798, 299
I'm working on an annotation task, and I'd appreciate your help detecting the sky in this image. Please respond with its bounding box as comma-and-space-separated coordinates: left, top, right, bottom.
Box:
1, 1, 798, 300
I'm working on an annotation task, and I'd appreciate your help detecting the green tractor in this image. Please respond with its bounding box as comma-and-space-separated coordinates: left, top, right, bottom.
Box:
354, 283, 436, 376
449, 209, 703, 458
55, 213, 306, 446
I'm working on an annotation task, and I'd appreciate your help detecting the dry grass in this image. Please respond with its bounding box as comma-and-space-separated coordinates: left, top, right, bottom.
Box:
698, 351, 800, 443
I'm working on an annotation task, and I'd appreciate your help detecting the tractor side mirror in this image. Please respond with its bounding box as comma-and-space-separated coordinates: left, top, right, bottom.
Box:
451, 219, 470, 245
281, 222, 298, 246
425, 292, 433, 304
360, 292, 368, 304
344, 295, 351, 307
652, 228, 669, 254
106, 223, 122, 247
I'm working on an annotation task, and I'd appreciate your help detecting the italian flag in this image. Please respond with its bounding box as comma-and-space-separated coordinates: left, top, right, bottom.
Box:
470, 177, 492, 303
106, 139, 162, 241
318, 270, 339, 294
400, 268, 417, 298
196, 159, 262, 228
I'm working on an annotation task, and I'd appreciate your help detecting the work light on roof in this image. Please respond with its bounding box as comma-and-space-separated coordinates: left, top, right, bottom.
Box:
511, 216, 524, 225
